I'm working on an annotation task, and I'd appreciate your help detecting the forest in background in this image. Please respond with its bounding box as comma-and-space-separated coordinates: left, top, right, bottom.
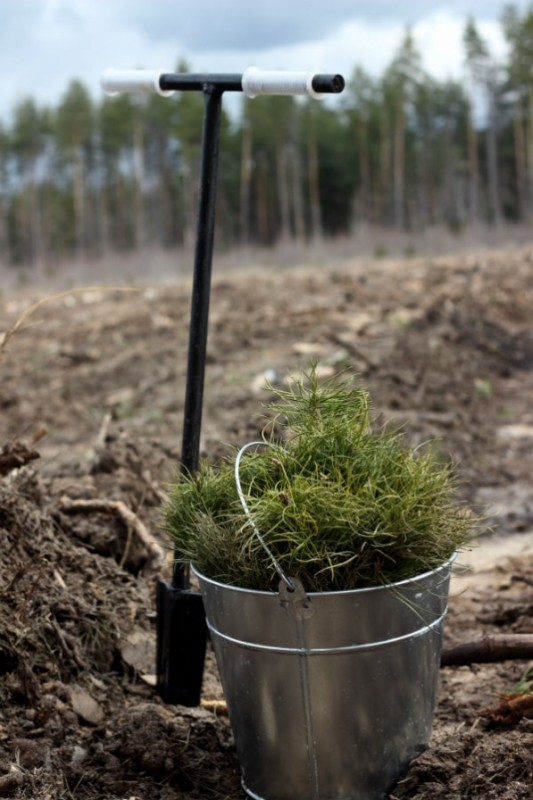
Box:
2, 6, 533, 268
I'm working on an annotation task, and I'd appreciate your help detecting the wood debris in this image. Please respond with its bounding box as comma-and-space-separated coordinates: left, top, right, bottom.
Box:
481, 692, 533, 726
441, 634, 533, 666
58, 496, 165, 568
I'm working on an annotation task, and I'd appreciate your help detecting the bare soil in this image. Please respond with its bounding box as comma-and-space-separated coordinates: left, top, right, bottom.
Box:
0, 248, 532, 799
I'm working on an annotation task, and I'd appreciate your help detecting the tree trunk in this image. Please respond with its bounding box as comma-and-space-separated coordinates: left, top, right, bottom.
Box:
276, 139, 291, 242
393, 98, 405, 230
73, 146, 86, 257
467, 109, 480, 226
358, 118, 371, 225
97, 157, 112, 255
486, 92, 502, 226
0, 194, 7, 263
181, 149, 199, 250
307, 112, 322, 241
27, 179, 41, 267
96, 153, 115, 253
154, 139, 176, 248
239, 120, 252, 245
527, 83, 533, 216
20, 159, 43, 268
289, 143, 306, 243
255, 157, 269, 244
512, 95, 527, 221
416, 138, 431, 229
133, 119, 147, 249
378, 105, 390, 225
442, 121, 460, 228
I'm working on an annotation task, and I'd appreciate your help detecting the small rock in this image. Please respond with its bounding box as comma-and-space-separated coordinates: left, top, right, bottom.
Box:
291, 342, 330, 356
120, 631, 155, 675
152, 313, 174, 331
497, 424, 533, 440
250, 368, 278, 393
387, 308, 424, 328
69, 685, 104, 725
70, 745, 89, 767
345, 312, 374, 333
105, 387, 135, 408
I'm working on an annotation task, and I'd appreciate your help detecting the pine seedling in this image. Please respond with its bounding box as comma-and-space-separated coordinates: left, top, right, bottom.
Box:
164, 366, 474, 591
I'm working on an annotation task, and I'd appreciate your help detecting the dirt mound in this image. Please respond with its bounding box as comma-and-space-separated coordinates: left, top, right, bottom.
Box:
0, 248, 532, 798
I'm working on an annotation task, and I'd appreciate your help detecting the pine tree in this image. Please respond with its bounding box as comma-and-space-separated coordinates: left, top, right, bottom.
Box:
464, 19, 503, 225
55, 80, 94, 256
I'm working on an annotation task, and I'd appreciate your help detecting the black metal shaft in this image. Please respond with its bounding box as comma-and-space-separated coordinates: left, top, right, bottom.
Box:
173, 85, 223, 588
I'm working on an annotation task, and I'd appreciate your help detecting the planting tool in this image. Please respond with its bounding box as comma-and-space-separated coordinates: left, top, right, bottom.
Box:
101, 66, 345, 705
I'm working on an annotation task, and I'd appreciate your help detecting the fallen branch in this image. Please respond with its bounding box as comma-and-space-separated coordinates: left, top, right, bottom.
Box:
480, 692, 533, 725
441, 634, 533, 667
58, 496, 165, 568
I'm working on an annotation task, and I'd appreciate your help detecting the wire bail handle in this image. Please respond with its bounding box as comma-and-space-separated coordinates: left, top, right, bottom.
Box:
234, 442, 315, 619
234, 441, 294, 590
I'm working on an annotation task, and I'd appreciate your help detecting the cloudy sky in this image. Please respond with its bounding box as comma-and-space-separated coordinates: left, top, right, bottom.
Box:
0, 0, 529, 120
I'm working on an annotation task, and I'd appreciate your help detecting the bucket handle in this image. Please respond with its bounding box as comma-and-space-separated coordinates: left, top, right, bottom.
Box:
234, 441, 296, 592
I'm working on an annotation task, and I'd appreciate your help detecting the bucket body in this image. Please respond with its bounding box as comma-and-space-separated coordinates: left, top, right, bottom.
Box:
195, 559, 453, 800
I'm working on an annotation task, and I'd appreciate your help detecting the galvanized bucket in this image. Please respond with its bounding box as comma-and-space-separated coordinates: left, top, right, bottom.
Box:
194, 557, 453, 800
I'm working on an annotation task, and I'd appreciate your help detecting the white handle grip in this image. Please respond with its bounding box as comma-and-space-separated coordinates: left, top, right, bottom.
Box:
100, 69, 175, 97
242, 67, 324, 99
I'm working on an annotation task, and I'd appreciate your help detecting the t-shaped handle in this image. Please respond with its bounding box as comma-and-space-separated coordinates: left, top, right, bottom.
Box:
101, 67, 345, 98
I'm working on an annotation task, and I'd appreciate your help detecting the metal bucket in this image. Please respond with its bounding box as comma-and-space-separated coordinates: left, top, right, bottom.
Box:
194, 557, 454, 800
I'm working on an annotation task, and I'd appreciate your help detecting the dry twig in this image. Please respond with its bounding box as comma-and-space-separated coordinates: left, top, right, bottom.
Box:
58, 496, 165, 568
201, 699, 228, 715
0, 286, 140, 360
43, 620, 88, 670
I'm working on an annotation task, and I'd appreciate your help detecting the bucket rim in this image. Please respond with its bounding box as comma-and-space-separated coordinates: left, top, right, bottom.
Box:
192, 551, 457, 597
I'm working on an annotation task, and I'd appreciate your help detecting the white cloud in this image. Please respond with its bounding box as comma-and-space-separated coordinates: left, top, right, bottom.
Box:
0, 1, 524, 120
413, 12, 507, 81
